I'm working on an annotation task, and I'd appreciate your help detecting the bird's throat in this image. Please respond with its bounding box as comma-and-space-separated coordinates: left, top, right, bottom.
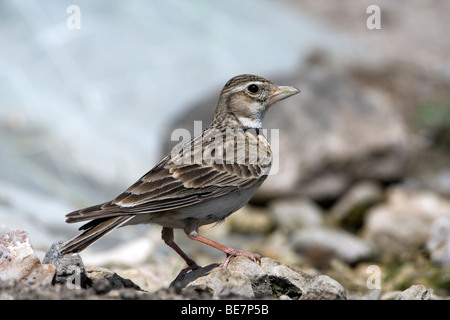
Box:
237, 116, 262, 129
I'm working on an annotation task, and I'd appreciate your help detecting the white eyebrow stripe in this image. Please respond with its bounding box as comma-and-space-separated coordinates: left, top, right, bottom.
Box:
229, 81, 265, 94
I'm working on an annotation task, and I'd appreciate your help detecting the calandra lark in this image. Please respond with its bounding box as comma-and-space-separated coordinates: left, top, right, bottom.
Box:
61, 74, 300, 275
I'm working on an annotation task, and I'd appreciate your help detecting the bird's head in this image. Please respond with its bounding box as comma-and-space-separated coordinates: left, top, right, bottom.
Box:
213, 74, 300, 130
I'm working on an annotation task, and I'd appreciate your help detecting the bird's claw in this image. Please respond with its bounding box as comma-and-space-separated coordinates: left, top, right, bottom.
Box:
222, 249, 261, 268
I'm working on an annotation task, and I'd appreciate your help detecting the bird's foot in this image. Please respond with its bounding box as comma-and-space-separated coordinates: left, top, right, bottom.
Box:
223, 249, 261, 268
175, 259, 201, 280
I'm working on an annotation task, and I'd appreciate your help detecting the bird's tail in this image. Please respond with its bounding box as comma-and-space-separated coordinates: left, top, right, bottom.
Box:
60, 215, 134, 255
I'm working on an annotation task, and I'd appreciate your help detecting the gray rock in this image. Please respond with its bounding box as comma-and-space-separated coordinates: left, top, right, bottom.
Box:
300, 275, 346, 300
43, 240, 91, 288
172, 256, 346, 300
291, 226, 372, 265
427, 217, 450, 266
252, 258, 310, 298
85, 267, 142, 291
42, 240, 142, 291
183, 263, 254, 299
269, 198, 324, 233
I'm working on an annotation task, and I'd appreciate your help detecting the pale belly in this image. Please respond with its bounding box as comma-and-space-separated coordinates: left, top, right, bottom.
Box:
125, 180, 264, 229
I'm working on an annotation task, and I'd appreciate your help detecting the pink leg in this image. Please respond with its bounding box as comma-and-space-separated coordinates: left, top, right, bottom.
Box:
184, 226, 261, 268
161, 227, 200, 277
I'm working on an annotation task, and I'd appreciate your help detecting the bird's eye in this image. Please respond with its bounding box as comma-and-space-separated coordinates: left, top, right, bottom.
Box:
247, 84, 259, 93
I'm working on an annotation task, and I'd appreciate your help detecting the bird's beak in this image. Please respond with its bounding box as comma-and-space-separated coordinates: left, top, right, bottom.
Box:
269, 85, 300, 105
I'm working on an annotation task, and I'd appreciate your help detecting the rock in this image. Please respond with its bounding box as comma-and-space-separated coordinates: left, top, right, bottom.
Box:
362, 186, 450, 260
291, 226, 372, 266
382, 285, 432, 300
269, 198, 324, 233
172, 256, 346, 300
42, 240, 144, 292
427, 217, 450, 266
254, 258, 311, 298
85, 267, 142, 291
43, 240, 91, 288
300, 275, 346, 300
172, 262, 253, 298
329, 181, 384, 230
0, 230, 55, 285
397, 285, 432, 300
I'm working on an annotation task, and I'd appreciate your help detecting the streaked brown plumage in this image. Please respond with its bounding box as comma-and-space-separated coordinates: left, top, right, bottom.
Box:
61, 74, 299, 275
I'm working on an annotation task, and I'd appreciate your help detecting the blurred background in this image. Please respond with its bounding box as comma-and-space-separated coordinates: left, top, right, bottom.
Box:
1, 0, 450, 298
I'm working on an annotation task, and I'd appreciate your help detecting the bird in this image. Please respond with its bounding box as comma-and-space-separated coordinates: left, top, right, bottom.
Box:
60, 74, 300, 276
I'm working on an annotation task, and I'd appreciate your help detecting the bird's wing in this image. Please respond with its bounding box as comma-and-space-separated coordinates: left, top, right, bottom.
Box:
66, 129, 271, 223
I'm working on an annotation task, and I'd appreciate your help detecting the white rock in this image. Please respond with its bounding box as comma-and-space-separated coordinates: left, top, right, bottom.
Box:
362, 186, 450, 256
0, 230, 55, 284
396, 285, 432, 300
270, 198, 324, 233
186, 263, 255, 299
292, 226, 372, 264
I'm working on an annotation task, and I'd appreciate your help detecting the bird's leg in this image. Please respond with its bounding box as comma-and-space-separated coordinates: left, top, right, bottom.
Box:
183, 225, 261, 268
161, 227, 200, 277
